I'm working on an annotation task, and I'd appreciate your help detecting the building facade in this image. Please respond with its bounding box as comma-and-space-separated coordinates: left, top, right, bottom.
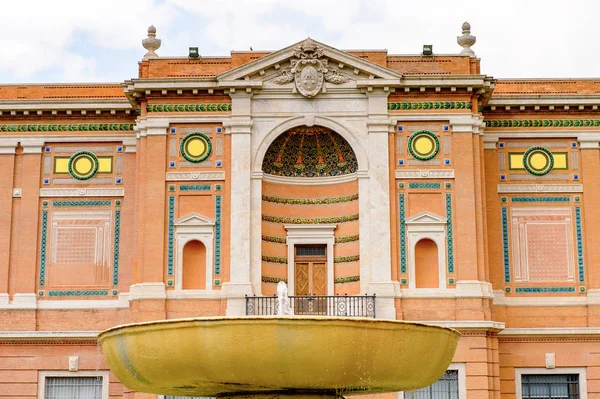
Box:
1, 24, 600, 399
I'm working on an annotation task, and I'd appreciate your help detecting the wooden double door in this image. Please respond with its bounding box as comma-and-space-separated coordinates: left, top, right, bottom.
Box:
294, 245, 327, 315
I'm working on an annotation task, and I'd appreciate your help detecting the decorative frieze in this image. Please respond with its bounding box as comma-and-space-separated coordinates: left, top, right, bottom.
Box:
486, 119, 600, 128
262, 255, 288, 264
147, 103, 231, 113
334, 275, 360, 284
395, 170, 455, 179
39, 211, 48, 286
52, 200, 112, 207
514, 287, 576, 293
0, 123, 134, 132
179, 185, 211, 191
167, 196, 175, 276
166, 172, 225, 181
497, 184, 583, 193
262, 214, 359, 224
510, 196, 570, 203
502, 207, 510, 283
575, 206, 584, 283
409, 182, 441, 189
48, 290, 109, 297
215, 195, 222, 275
40, 188, 124, 197
261, 235, 287, 244
334, 255, 360, 263
261, 193, 358, 205
113, 210, 121, 286
399, 194, 406, 274
335, 235, 360, 244
261, 276, 288, 284
388, 101, 471, 111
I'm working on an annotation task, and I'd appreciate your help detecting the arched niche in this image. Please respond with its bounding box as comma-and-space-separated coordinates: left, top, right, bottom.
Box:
414, 239, 439, 288
175, 213, 215, 291
182, 240, 207, 290
405, 211, 447, 290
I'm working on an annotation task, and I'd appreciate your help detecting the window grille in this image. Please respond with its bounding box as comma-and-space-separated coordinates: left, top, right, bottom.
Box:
407, 370, 459, 399
522, 374, 579, 399
296, 246, 326, 256
45, 377, 103, 399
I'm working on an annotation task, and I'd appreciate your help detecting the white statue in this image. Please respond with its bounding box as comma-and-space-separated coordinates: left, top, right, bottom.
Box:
276, 281, 293, 316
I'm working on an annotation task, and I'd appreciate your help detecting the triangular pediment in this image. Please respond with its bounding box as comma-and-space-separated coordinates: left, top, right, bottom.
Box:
217, 38, 402, 85
174, 213, 215, 227
405, 211, 447, 225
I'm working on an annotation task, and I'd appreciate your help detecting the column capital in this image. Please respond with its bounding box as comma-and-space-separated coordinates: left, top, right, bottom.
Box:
135, 117, 170, 136
223, 120, 253, 134
123, 137, 138, 153
20, 139, 45, 154
0, 139, 18, 154
483, 135, 499, 150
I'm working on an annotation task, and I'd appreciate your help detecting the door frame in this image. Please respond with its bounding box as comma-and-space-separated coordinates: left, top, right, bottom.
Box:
284, 224, 336, 296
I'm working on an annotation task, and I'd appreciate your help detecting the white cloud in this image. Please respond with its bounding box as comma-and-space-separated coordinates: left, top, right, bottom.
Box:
0, 0, 598, 82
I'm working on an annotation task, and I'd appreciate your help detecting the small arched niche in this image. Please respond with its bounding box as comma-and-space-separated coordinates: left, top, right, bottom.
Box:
414, 239, 439, 288
405, 211, 447, 290
182, 240, 207, 290
175, 213, 215, 291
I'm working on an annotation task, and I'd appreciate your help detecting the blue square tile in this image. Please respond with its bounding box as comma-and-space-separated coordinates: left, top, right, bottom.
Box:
443, 125, 449, 131
216, 127, 222, 133
500, 175, 506, 181
571, 142, 578, 148
43, 178, 49, 184
397, 126, 403, 131
498, 142, 505, 148
116, 178, 122, 184
574, 174, 579, 180
169, 161, 175, 167
444, 159, 451, 165
216, 160, 223, 167
117, 146, 123, 152
44, 147, 51, 152
170, 128, 176, 134
398, 160, 404, 166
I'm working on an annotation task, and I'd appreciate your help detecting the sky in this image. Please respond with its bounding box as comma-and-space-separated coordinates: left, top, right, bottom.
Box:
0, 0, 598, 84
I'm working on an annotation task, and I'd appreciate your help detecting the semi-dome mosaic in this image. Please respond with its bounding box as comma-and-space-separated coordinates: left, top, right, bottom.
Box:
262, 126, 358, 177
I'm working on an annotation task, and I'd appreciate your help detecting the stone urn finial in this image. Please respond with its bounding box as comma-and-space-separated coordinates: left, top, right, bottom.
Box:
142, 25, 161, 60
457, 21, 476, 57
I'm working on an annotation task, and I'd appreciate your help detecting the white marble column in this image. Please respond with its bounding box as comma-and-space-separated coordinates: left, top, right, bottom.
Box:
365, 90, 398, 319
223, 91, 254, 315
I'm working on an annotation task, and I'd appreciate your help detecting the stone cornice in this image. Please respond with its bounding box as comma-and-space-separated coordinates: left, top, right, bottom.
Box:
40, 188, 125, 197
166, 171, 226, 181
0, 331, 99, 342
395, 169, 455, 179
0, 98, 133, 113
497, 184, 583, 193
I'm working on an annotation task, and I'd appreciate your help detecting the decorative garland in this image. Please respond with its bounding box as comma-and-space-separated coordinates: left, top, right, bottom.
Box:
147, 103, 231, 112
262, 214, 359, 224
486, 119, 600, 128
388, 101, 471, 111
334, 275, 360, 284
334, 255, 360, 263
261, 255, 288, 264
261, 276, 288, 284
0, 123, 134, 132
261, 193, 358, 205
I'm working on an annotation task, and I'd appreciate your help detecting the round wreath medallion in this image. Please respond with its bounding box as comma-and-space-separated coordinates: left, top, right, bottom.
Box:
408, 130, 440, 161
180, 132, 212, 163
68, 151, 99, 180
523, 146, 554, 176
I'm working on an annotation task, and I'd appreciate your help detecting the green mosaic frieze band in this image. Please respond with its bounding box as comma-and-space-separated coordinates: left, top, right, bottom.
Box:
334, 255, 360, 263
575, 206, 584, 283
262, 255, 288, 264
39, 211, 48, 287
112, 210, 121, 286
334, 275, 360, 284
485, 119, 600, 128
48, 290, 109, 297
502, 207, 510, 283
335, 235, 360, 244
52, 200, 112, 207
445, 193, 454, 274
262, 214, 359, 224
262, 276, 288, 284
399, 194, 406, 274
510, 196, 570, 203
514, 287, 575, 293
0, 123, 134, 132
167, 196, 175, 276
215, 195, 222, 275
409, 182, 441, 189
147, 103, 232, 113
262, 193, 359, 205
180, 184, 211, 191
388, 101, 471, 111
262, 235, 287, 244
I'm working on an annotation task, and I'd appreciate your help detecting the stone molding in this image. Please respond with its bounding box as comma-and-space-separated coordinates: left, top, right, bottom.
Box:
497, 184, 583, 193
395, 169, 455, 179
166, 171, 225, 181
39, 188, 125, 197
262, 172, 358, 186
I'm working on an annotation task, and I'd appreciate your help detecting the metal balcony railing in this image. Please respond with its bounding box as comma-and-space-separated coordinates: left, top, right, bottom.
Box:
245, 294, 376, 318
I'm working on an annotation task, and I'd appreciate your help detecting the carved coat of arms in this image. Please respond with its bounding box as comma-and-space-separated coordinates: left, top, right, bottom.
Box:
272, 44, 350, 98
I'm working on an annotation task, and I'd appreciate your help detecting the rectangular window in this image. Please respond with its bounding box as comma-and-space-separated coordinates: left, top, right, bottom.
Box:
408, 370, 459, 399
39, 372, 108, 399
521, 374, 579, 399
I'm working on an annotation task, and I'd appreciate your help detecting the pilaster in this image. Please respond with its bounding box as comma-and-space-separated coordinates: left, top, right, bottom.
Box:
579, 138, 600, 289
365, 90, 397, 319
13, 140, 43, 296
223, 91, 254, 315
0, 140, 17, 294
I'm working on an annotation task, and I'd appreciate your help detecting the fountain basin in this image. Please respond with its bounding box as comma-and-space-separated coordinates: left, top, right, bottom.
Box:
98, 316, 460, 397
